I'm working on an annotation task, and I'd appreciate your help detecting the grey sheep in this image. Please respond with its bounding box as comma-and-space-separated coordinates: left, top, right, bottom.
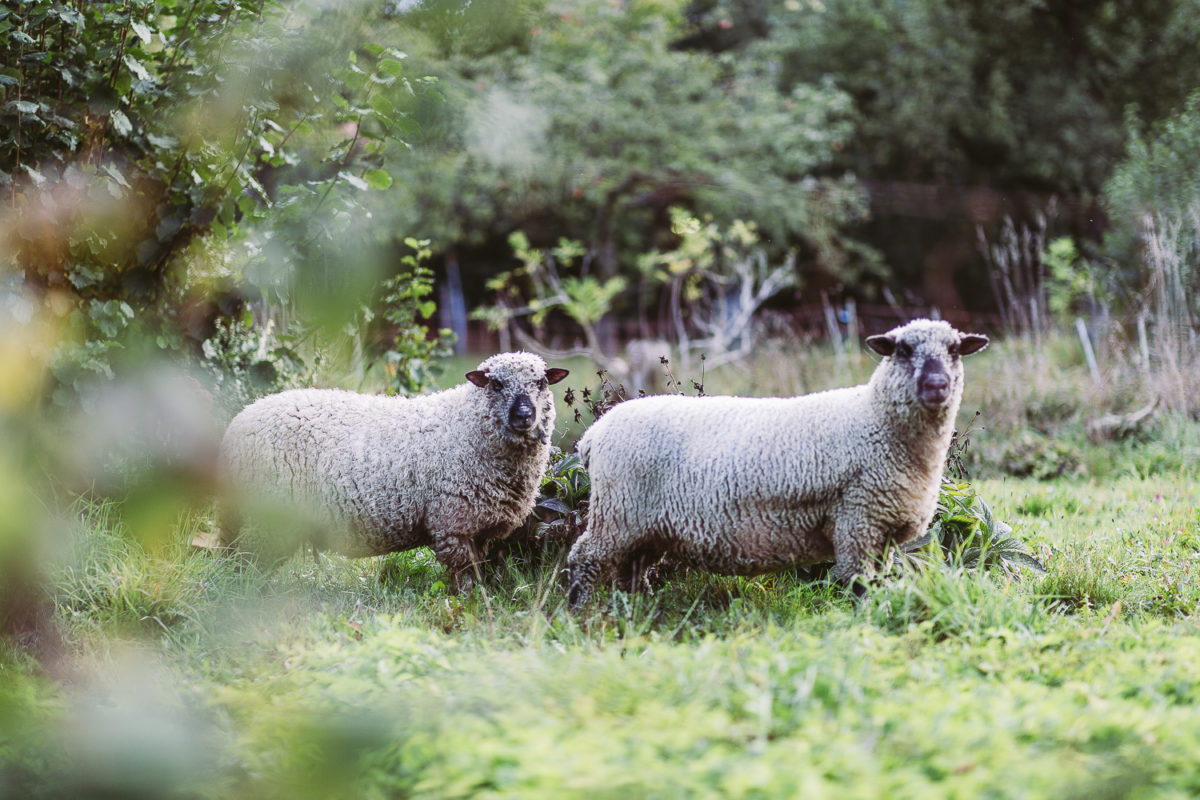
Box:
566, 319, 987, 607
217, 352, 568, 587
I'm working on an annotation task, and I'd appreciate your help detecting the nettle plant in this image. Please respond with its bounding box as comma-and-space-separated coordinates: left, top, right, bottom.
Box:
901, 414, 1046, 577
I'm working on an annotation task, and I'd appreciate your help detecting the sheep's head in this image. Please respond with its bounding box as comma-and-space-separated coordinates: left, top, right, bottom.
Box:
466, 352, 569, 444
866, 320, 988, 413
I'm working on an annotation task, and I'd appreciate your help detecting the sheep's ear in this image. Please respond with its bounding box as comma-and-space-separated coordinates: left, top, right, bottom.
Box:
958, 334, 989, 356
866, 334, 895, 356
545, 368, 570, 385
465, 370, 489, 388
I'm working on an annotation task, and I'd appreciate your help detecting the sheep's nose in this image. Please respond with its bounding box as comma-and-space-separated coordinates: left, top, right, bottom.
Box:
918, 369, 951, 408
509, 397, 536, 430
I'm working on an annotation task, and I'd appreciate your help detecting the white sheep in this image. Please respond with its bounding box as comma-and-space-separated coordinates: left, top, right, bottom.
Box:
216, 352, 569, 587
566, 319, 988, 607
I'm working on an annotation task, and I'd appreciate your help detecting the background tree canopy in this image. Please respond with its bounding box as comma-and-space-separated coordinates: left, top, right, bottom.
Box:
3, 0, 1200, 399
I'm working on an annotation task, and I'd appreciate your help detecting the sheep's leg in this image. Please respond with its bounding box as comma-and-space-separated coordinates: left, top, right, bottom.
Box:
567, 531, 609, 610
832, 516, 885, 598
614, 546, 663, 594
432, 535, 484, 593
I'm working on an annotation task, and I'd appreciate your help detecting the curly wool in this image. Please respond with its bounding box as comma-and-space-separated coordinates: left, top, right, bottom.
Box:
567, 319, 987, 606
218, 352, 563, 580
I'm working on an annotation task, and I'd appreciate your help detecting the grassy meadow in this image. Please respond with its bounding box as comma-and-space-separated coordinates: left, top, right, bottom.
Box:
4, 334, 1200, 798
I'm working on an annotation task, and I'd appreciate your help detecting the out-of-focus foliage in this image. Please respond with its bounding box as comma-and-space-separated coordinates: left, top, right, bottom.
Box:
1106, 91, 1200, 220
1098, 92, 1200, 334
0, 0, 435, 404
752, 0, 1200, 194
476, 210, 799, 373
386, 0, 873, 284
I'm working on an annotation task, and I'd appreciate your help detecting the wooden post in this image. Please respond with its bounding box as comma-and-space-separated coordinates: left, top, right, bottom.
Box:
1075, 317, 1101, 385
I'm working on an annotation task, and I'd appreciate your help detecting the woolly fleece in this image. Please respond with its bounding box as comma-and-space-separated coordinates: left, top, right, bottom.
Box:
567, 319, 988, 606
218, 352, 565, 582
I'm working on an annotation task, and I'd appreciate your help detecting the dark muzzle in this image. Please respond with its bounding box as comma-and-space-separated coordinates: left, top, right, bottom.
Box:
917, 362, 952, 409
508, 395, 536, 432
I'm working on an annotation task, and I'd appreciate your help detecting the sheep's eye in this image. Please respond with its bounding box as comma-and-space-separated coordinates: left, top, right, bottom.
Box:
490, 378, 504, 391
538, 378, 549, 391
947, 343, 961, 358
895, 341, 913, 359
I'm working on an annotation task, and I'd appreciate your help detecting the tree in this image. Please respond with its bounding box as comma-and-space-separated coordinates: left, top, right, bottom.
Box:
382, 0, 875, 297
0, 0, 434, 399
754, 0, 1200, 195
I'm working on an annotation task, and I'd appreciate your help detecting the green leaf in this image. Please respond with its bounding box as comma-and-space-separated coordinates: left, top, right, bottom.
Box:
363, 168, 393, 190
21, 164, 46, 186
123, 55, 152, 83
103, 164, 131, 189
339, 171, 368, 191
109, 109, 132, 136
370, 93, 395, 116
130, 21, 154, 43
378, 58, 405, 77
537, 497, 572, 514
8, 100, 38, 114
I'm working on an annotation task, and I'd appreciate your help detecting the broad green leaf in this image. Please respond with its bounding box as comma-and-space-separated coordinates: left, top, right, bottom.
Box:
130, 21, 154, 43
21, 164, 46, 186
339, 171, 368, 191
123, 55, 152, 83
103, 163, 131, 188
370, 94, 395, 116
363, 168, 392, 190
537, 497, 572, 514
378, 58, 404, 77
109, 109, 132, 136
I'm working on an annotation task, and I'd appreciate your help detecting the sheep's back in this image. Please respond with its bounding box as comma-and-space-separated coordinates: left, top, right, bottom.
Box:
582, 391, 867, 527
220, 389, 449, 547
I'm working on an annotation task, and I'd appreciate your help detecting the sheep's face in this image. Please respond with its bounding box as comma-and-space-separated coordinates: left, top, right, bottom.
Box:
866, 320, 988, 413
466, 353, 569, 444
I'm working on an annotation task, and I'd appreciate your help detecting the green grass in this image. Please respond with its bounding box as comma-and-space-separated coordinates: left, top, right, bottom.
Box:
4, 471, 1200, 797
4, 331, 1200, 796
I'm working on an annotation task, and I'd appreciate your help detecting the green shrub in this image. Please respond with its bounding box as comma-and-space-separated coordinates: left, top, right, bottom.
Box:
373, 239, 456, 397
906, 481, 1045, 578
